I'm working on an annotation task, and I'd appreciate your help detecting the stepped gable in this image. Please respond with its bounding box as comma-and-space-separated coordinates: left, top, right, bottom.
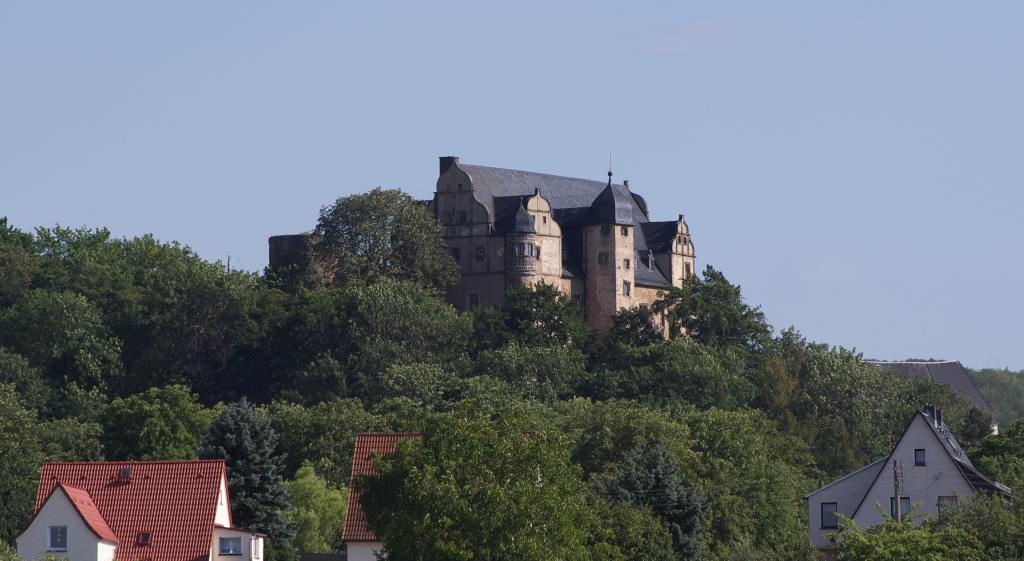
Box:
21, 460, 228, 561
342, 433, 420, 543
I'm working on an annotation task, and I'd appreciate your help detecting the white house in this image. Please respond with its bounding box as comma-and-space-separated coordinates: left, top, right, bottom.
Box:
806, 406, 1010, 558
15, 460, 265, 561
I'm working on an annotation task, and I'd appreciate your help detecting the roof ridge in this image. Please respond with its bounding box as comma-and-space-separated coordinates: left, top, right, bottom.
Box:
460, 163, 623, 188
41, 459, 226, 465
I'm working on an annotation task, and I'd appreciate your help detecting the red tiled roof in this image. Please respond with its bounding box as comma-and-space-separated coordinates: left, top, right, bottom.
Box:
59, 483, 119, 542
22, 461, 228, 561
341, 433, 419, 543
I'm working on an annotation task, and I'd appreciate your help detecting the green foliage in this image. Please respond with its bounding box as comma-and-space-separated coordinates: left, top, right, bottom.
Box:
313, 187, 458, 295
99, 384, 217, 460
38, 418, 104, 462
589, 495, 676, 561
0, 243, 38, 307
270, 397, 383, 490
355, 404, 601, 560
198, 399, 296, 541
0, 348, 50, 414
968, 367, 1024, 425
0, 384, 41, 543
0, 541, 21, 561
599, 440, 708, 559
473, 281, 592, 351
609, 305, 663, 348
284, 462, 347, 553
651, 265, 772, 353
472, 343, 588, 403
833, 517, 987, 560
365, 363, 457, 408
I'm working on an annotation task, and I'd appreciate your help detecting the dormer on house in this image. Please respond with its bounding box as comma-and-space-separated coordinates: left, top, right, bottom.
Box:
15, 461, 265, 561
806, 406, 1011, 559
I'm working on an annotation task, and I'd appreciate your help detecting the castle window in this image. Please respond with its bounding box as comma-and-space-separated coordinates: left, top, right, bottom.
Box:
622, 281, 631, 297
458, 211, 467, 224
685, 263, 691, 276
517, 243, 525, 256
601, 225, 611, 236
542, 216, 547, 224
468, 293, 480, 307
458, 183, 463, 191
623, 259, 630, 269
475, 247, 486, 261
598, 252, 609, 264
449, 248, 461, 263
526, 243, 533, 256
620, 226, 628, 237
573, 293, 584, 306
535, 247, 541, 260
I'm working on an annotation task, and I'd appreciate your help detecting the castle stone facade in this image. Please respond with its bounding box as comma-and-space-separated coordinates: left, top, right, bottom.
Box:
430, 157, 695, 330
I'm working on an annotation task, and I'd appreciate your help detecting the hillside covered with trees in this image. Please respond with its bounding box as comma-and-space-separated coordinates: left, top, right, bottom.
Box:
3, 189, 1024, 560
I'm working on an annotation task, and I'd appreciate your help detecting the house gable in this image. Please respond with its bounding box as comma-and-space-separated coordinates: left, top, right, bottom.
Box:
25, 460, 229, 561
851, 412, 982, 527
16, 483, 118, 561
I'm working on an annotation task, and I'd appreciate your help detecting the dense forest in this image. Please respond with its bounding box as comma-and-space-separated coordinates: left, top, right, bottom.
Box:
3, 189, 1024, 560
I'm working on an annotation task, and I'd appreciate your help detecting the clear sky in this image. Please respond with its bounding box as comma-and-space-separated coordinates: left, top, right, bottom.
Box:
2, 2, 1022, 370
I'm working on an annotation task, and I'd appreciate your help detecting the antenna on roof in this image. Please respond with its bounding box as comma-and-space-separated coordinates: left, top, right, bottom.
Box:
607, 149, 613, 187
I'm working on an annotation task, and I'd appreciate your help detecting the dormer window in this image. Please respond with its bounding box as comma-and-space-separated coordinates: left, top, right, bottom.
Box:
119, 467, 131, 479
139, 532, 152, 545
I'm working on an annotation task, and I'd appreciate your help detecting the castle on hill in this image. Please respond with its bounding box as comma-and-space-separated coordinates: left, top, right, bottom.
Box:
270, 156, 696, 331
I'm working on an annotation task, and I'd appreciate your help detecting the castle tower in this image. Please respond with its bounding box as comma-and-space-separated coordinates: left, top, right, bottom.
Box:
504, 201, 538, 289
583, 172, 636, 330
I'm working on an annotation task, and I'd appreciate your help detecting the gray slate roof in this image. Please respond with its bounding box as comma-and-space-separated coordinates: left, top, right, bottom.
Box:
865, 361, 997, 425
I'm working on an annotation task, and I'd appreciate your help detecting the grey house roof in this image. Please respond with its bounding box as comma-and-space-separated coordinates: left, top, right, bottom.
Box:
865, 361, 996, 425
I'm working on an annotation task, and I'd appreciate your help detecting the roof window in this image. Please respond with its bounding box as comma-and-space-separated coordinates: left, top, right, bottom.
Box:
139, 533, 152, 545
119, 467, 131, 479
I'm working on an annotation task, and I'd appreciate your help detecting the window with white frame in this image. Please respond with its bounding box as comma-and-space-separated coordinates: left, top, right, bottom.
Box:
938, 496, 958, 512
220, 537, 242, 555
49, 526, 67, 551
890, 497, 910, 518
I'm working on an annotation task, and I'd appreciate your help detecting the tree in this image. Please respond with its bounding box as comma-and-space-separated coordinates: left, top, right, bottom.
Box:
355, 404, 601, 560
99, 385, 218, 461
0, 243, 38, 307
473, 281, 593, 351
833, 516, 987, 560
0, 384, 42, 543
313, 187, 458, 296
609, 305, 663, 348
198, 399, 296, 542
600, 441, 708, 559
472, 343, 588, 403
651, 265, 772, 353
284, 462, 347, 553
38, 418, 104, 462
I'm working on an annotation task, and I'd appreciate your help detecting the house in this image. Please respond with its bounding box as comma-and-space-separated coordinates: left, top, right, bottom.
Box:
341, 433, 419, 561
15, 460, 265, 561
865, 360, 998, 434
806, 406, 1010, 558
427, 157, 695, 330
268, 157, 697, 332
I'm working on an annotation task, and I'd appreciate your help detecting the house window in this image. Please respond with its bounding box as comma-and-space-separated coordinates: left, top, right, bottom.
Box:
890, 497, 910, 518
475, 247, 485, 261
49, 526, 67, 551
458, 211, 467, 224
623, 281, 631, 297
623, 259, 630, 270
468, 293, 480, 308
138, 532, 152, 545
601, 225, 611, 236
938, 496, 958, 512
220, 537, 242, 555
620, 226, 628, 237
821, 503, 838, 528
598, 252, 609, 264
915, 449, 926, 465
449, 248, 461, 263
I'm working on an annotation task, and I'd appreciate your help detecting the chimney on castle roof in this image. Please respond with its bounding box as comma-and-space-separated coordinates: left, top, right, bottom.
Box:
439, 156, 459, 176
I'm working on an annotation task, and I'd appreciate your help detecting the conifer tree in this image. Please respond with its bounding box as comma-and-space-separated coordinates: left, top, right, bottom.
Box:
198, 399, 296, 542
603, 440, 707, 560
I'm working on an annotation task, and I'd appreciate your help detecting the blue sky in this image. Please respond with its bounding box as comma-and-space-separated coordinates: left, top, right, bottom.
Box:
2, 2, 1022, 369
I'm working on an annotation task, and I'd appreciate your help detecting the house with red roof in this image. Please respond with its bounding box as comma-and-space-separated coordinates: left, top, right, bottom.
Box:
341, 433, 418, 561
15, 460, 265, 561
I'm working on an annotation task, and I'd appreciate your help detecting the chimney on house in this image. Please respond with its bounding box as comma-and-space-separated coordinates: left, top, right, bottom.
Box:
623, 180, 629, 189
937, 409, 943, 427
924, 404, 937, 426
